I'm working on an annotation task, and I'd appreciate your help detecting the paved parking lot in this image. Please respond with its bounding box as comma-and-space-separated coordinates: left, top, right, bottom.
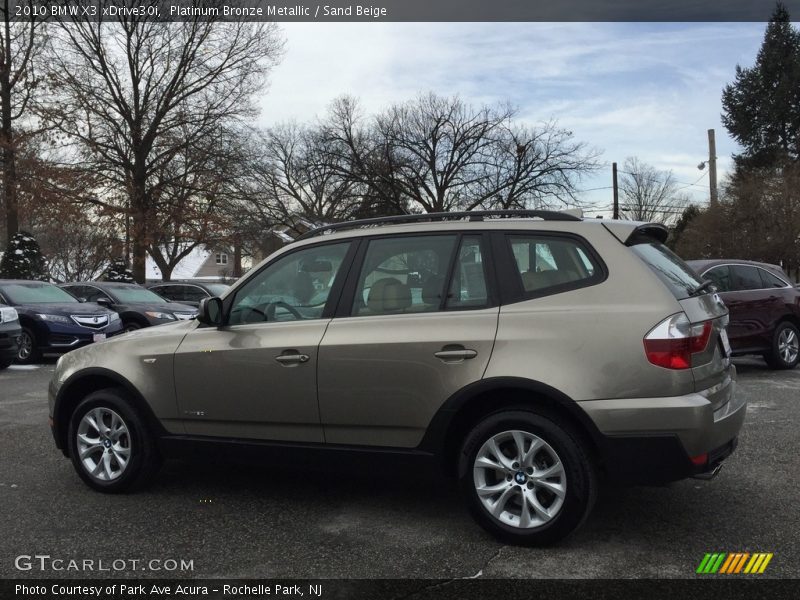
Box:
0, 357, 798, 580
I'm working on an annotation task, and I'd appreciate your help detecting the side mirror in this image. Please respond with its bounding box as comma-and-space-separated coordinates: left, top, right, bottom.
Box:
96, 297, 112, 307
198, 297, 223, 326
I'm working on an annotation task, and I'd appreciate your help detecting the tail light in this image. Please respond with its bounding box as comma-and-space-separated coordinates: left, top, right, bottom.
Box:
643, 313, 713, 370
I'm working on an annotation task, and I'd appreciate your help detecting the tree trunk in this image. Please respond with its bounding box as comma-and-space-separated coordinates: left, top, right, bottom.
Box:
1, 24, 17, 242
130, 162, 149, 283
233, 238, 242, 278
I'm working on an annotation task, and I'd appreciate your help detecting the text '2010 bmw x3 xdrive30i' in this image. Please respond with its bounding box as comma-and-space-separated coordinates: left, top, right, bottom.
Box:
48, 210, 745, 545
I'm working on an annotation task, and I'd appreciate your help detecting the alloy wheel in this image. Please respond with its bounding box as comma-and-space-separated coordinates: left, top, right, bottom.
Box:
76, 407, 132, 481
473, 430, 566, 529
778, 327, 799, 365
17, 331, 33, 361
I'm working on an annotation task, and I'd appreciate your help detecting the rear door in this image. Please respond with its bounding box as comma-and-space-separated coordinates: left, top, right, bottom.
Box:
317, 233, 499, 448
726, 265, 777, 351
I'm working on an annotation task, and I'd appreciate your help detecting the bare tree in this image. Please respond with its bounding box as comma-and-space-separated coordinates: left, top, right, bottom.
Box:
619, 157, 682, 224
0, 1, 49, 241
41, 9, 283, 281
319, 93, 597, 215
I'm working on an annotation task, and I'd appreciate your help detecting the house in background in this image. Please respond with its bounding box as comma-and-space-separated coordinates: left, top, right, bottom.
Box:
145, 245, 245, 283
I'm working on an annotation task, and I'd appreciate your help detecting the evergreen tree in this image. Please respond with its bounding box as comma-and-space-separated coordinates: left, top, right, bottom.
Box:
104, 258, 135, 283
721, 3, 800, 169
0, 231, 48, 280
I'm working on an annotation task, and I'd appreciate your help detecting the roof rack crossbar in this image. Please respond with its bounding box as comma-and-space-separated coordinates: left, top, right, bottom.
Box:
297, 209, 581, 240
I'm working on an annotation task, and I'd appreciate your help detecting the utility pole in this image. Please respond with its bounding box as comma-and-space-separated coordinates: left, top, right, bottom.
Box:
707, 129, 718, 207
612, 162, 619, 219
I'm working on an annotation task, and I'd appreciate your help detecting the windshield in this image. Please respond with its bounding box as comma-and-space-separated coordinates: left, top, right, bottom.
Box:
205, 284, 230, 296
109, 286, 167, 304
0, 282, 79, 304
630, 242, 705, 300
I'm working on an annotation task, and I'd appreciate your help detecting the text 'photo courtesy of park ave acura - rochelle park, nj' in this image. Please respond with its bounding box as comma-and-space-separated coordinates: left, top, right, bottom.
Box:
1, 1, 800, 599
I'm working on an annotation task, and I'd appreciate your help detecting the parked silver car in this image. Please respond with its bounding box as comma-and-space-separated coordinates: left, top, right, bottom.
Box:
48, 211, 745, 545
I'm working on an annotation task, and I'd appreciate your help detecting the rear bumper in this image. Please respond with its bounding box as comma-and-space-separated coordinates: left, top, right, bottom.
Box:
581, 367, 746, 483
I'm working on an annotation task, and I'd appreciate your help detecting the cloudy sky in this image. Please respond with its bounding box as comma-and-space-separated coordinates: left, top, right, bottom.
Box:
256, 22, 767, 215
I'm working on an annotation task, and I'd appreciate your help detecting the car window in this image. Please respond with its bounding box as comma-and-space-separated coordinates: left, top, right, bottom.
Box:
704, 266, 733, 293
508, 235, 600, 296
629, 242, 703, 300
731, 265, 764, 291
229, 242, 350, 324
759, 268, 788, 289
182, 286, 208, 303
0, 282, 78, 304
352, 235, 457, 316
109, 286, 167, 304
149, 285, 172, 300
445, 236, 489, 310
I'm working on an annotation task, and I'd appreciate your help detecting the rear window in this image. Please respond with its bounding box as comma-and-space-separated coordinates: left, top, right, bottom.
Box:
630, 242, 704, 300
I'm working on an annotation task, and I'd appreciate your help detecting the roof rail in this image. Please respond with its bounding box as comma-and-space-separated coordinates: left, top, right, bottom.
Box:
297, 209, 581, 241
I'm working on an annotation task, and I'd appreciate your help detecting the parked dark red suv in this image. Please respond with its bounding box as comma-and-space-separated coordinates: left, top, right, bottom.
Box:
687, 259, 800, 369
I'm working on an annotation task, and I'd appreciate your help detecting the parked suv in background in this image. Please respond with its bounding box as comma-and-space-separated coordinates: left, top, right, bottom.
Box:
59, 282, 197, 333
49, 211, 745, 545
0, 280, 122, 364
0, 303, 21, 369
147, 281, 230, 307
687, 259, 799, 369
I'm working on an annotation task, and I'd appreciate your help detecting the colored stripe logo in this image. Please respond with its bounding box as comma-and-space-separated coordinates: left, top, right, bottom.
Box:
696, 552, 773, 574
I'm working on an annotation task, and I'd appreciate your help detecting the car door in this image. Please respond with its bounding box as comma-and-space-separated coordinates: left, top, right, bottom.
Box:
173, 241, 353, 441
317, 233, 499, 448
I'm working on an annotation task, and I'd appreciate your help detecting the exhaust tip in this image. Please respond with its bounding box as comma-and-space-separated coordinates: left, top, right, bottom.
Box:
692, 463, 724, 481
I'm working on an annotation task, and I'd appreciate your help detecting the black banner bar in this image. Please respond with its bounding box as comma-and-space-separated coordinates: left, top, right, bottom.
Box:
3, 579, 800, 600
3, 0, 800, 23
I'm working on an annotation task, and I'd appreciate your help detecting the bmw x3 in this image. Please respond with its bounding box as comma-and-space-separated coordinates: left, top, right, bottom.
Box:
48, 211, 745, 545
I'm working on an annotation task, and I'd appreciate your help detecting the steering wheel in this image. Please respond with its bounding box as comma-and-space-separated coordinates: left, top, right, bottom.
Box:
265, 301, 303, 321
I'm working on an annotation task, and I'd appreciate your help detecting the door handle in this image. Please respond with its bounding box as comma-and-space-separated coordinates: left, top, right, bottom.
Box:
434, 348, 478, 361
275, 353, 310, 365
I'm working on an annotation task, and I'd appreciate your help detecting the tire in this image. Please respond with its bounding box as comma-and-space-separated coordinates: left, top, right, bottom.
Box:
15, 327, 41, 364
458, 410, 597, 546
122, 321, 142, 333
765, 321, 800, 370
67, 388, 162, 493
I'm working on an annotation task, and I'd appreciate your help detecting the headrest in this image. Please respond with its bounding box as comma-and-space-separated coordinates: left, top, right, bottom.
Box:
421, 275, 445, 305
367, 277, 411, 313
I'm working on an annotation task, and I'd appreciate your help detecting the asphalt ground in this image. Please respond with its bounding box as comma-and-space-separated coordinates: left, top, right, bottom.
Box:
0, 357, 797, 581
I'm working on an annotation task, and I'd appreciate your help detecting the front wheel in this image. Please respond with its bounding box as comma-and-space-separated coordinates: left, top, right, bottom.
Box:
765, 322, 800, 370
67, 388, 162, 492
16, 327, 41, 364
458, 410, 597, 546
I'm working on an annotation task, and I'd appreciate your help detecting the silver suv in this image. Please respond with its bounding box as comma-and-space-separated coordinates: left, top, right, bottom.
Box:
48, 211, 745, 545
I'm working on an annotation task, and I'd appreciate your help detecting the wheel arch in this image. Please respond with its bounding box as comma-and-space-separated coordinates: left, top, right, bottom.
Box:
53, 368, 166, 455
419, 377, 606, 477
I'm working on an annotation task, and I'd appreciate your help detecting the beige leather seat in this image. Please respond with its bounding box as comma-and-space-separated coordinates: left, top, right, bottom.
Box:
366, 277, 412, 314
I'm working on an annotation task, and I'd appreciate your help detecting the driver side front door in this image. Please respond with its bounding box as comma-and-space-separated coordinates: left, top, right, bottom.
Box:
173, 241, 352, 442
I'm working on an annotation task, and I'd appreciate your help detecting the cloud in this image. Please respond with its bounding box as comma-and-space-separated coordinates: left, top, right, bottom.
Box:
258, 22, 766, 207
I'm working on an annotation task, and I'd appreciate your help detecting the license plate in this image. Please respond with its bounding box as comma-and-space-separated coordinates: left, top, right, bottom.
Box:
719, 328, 732, 357
93, 333, 107, 343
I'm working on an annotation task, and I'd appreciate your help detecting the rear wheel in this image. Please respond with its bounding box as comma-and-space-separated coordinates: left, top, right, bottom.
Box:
67, 388, 162, 492
16, 327, 41, 364
458, 410, 597, 546
765, 322, 800, 370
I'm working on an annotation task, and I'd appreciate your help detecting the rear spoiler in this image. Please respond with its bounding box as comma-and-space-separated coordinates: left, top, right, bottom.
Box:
603, 221, 669, 245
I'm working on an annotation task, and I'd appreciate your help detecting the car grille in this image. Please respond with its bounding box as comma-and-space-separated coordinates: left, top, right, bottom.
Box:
173, 312, 197, 321
70, 314, 109, 329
